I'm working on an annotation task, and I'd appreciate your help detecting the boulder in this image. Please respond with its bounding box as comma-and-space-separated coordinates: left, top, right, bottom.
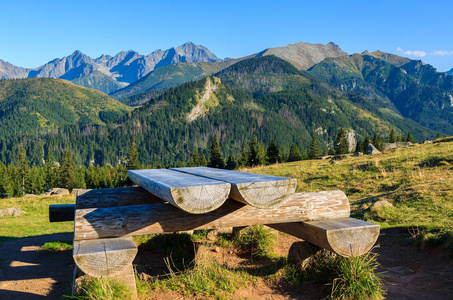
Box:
369, 200, 393, 211
46, 188, 70, 196
332, 155, 349, 161
71, 189, 85, 196
206, 227, 234, 241
397, 142, 413, 147
383, 142, 413, 151
288, 241, 321, 266
353, 152, 363, 157
0, 207, 26, 217
382, 143, 397, 151
363, 200, 394, 213
365, 144, 381, 155
318, 155, 333, 160
137, 272, 153, 281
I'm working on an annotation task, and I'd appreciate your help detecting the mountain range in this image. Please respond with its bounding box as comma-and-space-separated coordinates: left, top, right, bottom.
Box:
1, 41, 453, 167
0, 41, 350, 97
307, 51, 453, 133
0, 42, 221, 94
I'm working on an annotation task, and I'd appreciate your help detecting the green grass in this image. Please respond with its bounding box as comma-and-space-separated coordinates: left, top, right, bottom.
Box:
278, 250, 385, 300
3, 140, 453, 299
0, 194, 75, 244
328, 252, 385, 300
247, 139, 453, 253
42, 240, 73, 251
71, 277, 134, 300
233, 225, 277, 258
137, 256, 253, 299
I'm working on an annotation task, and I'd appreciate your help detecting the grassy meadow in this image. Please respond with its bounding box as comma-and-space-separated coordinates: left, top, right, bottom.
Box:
248, 138, 453, 246
2, 138, 453, 299
0, 194, 75, 244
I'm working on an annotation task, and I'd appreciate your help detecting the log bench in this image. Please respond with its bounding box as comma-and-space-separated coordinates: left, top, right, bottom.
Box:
49, 168, 379, 297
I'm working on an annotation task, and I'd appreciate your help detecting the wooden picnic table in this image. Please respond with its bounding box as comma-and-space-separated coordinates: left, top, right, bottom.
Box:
49, 167, 379, 297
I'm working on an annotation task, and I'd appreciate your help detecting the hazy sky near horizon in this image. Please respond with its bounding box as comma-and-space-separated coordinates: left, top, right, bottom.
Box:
1, 0, 452, 71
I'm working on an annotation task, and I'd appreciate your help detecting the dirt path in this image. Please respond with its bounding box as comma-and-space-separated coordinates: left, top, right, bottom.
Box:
374, 228, 453, 299
0, 233, 74, 300
0, 230, 453, 299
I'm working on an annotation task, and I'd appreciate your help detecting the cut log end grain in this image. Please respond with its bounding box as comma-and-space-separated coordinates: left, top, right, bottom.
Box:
73, 237, 138, 278
128, 169, 231, 214
171, 167, 297, 209
232, 178, 297, 208
170, 184, 231, 214
269, 218, 380, 257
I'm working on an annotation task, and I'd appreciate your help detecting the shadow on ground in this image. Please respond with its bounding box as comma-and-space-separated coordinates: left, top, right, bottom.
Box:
374, 228, 453, 299
0, 232, 74, 300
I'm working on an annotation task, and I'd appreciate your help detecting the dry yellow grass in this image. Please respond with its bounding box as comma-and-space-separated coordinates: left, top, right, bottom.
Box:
245, 140, 453, 236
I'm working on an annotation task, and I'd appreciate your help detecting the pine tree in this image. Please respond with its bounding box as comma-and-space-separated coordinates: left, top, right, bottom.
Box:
44, 148, 58, 189
257, 144, 266, 166
308, 136, 321, 159
197, 152, 207, 166
189, 151, 208, 167
435, 132, 441, 140
226, 155, 237, 170
389, 129, 396, 143
334, 128, 349, 155
363, 134, 371, 151
0, 165, 14, 198
188, 152, 197, 167
59, 149, 76, 191
30, 166, 46, 194
266, 137, 280, 164
355, 138, 363, 153
372, 133, 383, 151
208, 134, 225, 169
17, 147, 30, 196
288, 143, 302, 162
406, 132, 414, 143
238, 142, 248, 167
126, 137, 140, 170
247, 137, 259, 167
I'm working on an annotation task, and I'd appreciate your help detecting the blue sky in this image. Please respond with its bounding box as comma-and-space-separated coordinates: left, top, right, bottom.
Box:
1, 0, 452, 71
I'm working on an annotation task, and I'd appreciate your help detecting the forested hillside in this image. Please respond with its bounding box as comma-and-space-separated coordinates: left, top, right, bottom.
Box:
111, 60, 238, 102
0, 78, 131, 136
0, 56, 437, 170
308, 52, 453, 133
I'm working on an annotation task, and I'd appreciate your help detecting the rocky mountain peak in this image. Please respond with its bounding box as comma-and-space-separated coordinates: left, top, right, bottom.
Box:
256, 41, 348, 70
174, 42, 221, 63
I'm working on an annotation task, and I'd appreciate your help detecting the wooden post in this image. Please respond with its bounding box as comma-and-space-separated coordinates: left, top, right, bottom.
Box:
128, 169, 231, 214
268, 218, 380, 257
171, 167, 297, 208
73, 236, 137, 278
49, 204, 75, 222
74, 190, 350, 240
49, 187, 168, 222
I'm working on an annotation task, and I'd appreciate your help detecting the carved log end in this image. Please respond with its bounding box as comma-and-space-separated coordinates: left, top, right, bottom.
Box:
73, 237, 138, 278
236, 178, 297, 209
171, 183, 231, 214
325, 222, 380, 257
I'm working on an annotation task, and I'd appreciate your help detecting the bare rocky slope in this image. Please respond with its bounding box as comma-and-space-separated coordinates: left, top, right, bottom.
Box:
255, 41, 348, 70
